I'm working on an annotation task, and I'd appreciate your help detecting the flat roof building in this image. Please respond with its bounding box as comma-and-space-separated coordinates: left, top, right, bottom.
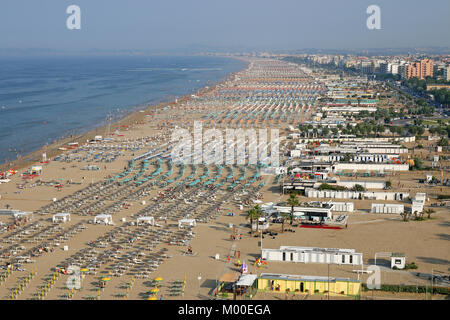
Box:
257, 273, 361, 297
261, 246, 363, 266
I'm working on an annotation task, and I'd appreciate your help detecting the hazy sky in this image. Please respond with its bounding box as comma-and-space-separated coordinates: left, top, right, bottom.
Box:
1, 0, 449, 52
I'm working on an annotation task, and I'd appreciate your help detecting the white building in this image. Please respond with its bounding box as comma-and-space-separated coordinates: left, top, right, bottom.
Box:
305, 188, 409, 201
391, 253, 406, 269
330, 202, 354, 212
274, 202, 334, 220
333, 163, 409, 172
261, 246, 363, 266
336, 180, 385, 190
290, 150, 302, 158
178, 218, 196, 229
94, 214, 113, 225
137, 216, 155, 226
371, 203, 404, 214
52, 213, 71, 223
444, 66, 450, 81
411, 193, 426, 214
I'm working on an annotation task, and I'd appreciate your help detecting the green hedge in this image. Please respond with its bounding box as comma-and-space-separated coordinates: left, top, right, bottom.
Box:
361, 283, 449, 295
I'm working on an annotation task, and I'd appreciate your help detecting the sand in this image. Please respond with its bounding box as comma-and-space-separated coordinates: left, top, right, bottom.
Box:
0, 57, 448, 301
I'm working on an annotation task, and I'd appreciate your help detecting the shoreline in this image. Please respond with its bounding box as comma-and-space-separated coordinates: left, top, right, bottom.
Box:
0, 56, 249, 172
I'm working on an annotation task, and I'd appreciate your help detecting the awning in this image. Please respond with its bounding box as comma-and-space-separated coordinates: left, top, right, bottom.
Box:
235, 274, 257, 287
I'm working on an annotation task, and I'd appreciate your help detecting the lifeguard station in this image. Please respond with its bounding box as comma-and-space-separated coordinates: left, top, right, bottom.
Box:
137, 216, 155, 226
94, 214, 113, 225
178, 218, 196, 229
52, 213, 71, 223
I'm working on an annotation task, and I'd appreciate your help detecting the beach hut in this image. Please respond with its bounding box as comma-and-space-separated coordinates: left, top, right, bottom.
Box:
390, 253, 406, 269
94, 214, 113, 225
137, 216, 155, 226
52, 213, 71, 223
178, 219, 196, 229
257, 273, 361, 297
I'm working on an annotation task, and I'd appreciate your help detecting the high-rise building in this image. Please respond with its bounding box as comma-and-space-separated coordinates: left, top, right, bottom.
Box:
379, 62, 389, 74
391, 64, 400, 75
444, 66, 450, 81
405, 59, 434, 79
360, 60, 373, 74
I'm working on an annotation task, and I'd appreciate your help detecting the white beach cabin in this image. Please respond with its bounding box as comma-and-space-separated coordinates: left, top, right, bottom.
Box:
94, 214, 113, 225
178, 218, 196, 229
52, 213, 71, 223
137, 216, 155, 226
391, 253, 406, 269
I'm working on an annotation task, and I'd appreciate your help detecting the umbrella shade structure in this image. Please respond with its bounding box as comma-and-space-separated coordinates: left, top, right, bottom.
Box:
153, 276, 163, 282
101, 277, 111, 281
150, 288, 160, 293
147, 296, 157, 300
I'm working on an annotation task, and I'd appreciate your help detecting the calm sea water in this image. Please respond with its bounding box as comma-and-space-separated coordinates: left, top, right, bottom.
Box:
0, 55, 245, 164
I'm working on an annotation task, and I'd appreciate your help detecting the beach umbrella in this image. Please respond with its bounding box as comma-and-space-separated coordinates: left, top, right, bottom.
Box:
150, 288, 160, 293
147, 296, 157, 300
101, 277, 111, 281
153, 276, 163, 282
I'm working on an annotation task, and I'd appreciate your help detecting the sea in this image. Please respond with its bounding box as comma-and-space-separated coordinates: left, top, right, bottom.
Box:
0, 55, 246, 164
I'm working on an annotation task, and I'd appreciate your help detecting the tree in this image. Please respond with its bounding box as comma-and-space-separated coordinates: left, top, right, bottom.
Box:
247, 205, 263, 235
352, 184, 365, 192
424, 208, 435, 219
438, 138, 448, 147
279, 211, 290, 233
331, 127, 339, 136
413, 157, 424, 170
400, 211, 409, 222
389, 126, 397, 136
286, 193, 299, 226
385, 181, 392, 189
343, 153, 353, 162
312, 128, 318, 138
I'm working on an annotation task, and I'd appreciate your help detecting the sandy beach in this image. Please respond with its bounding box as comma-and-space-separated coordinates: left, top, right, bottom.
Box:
0, 57, 448, 301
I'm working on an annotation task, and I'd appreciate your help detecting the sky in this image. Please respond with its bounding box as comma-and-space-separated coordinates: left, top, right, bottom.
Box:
0, 0, 449, 53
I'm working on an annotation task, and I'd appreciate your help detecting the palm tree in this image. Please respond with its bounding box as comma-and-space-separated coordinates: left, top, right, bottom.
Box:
424, 208, 435, 219
286, 193, 299, 225
279, 211, 290, 233
247, 205, 263, 234
246, 208, 256, 235
400, 211, 409, 222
